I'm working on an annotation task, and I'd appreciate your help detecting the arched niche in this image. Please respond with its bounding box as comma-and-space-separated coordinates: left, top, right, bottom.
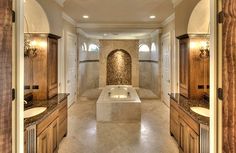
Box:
107, 49, 132, 85
187, 0, 210, 34
24, 0, 50, 33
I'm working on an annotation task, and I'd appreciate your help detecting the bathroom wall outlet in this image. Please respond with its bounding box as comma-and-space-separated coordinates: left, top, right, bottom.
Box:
32, 85, 39, 89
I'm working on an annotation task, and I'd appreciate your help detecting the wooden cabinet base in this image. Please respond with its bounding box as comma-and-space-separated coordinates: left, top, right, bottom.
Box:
170, 99, 200, 153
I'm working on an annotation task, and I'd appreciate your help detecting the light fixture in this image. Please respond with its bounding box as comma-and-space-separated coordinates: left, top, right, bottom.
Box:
199, 41, 210, 59
83, 15, 89, 19
24, 34, 38, 58
149, 15, 156, 19
24, 16, 38, 58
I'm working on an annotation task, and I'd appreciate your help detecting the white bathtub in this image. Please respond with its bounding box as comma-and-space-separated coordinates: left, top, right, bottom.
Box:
96, 85, 141, 122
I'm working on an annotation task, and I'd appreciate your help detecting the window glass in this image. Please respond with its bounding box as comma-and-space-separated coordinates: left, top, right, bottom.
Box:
151, 43, 156, 52
88, 44, 99, 52
82, 43, 87, 51
139, 44, 150, 52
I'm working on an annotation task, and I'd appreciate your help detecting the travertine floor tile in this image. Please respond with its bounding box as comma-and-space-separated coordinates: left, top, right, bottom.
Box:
58, 99, 178, 153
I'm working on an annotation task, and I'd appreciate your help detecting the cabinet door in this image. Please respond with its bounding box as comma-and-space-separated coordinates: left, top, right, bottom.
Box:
47, 37, 58, 98
170, 106, 179, 141
179, 38, 189, 98
187, 128, 199, 153
50, 119, 59, 153
179, 118, 187, 153
58, 101, 68, 143
37, 129, 51, 153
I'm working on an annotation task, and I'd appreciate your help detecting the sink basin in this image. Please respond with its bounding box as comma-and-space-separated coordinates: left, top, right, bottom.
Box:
24, 107, 47, 118
190, 107, 210, 117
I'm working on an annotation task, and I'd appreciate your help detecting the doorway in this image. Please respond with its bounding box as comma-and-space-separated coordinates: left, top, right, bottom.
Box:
161, 33, 171, 107
65, 32, 78, 107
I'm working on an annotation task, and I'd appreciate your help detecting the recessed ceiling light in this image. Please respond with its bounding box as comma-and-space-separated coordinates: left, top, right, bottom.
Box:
149, 15, 156, 19
83, 15, 89, 19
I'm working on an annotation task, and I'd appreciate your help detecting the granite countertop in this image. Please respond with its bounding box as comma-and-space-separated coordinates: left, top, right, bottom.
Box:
24, 93, 69, 129
169, 93, 209, 126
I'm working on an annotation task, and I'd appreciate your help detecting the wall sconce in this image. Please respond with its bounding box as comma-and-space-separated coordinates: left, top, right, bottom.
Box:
199, 41, 210, 59
24, 35, 38, 58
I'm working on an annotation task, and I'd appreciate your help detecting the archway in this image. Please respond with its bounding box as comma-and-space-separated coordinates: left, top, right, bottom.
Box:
24, 0, 50, 33
107, 49, 132, 85
187, 0, 210, 34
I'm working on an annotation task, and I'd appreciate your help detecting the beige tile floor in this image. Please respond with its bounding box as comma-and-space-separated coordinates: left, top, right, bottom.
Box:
58, 99, 178, 153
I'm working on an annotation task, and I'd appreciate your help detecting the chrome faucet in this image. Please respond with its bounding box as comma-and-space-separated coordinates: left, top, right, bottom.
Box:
24, 100, 28, 105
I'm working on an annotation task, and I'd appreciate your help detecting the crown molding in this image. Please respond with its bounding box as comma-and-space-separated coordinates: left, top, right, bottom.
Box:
54, 0, 66, 7
62, 12, 77, 26
172, 0, 183, 7
77, 28, 162, 40
161, 13, 175, 27
151, 29, 162, 36
76, 22, 162, 29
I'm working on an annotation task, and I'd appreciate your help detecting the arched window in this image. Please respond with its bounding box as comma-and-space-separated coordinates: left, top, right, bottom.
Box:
139, 44, 150, 52
88, 43, 99, 52
151, 43, 156, 52
81, 42, 87, 51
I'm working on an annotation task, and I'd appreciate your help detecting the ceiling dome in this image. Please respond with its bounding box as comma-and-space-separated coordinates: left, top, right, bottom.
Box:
187, 0, 210, 34
24, 0, 50, 33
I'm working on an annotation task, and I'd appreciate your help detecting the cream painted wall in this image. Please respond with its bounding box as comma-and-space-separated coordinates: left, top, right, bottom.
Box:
36, 0, 63, 36
24, 0, 50, 33
162, 19, 179, 93
188, 0, 210, 34
58, 19, 77, 93
175, 0, 200, 36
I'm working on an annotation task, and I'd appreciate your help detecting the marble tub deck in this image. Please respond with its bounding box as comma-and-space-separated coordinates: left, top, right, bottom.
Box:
58, 99, 178, 153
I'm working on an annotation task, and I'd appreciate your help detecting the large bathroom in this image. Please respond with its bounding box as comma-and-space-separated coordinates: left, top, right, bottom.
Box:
0, 0, 236, 153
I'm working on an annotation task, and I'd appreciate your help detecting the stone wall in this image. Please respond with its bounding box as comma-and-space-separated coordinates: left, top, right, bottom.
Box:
107, 49, 132, 85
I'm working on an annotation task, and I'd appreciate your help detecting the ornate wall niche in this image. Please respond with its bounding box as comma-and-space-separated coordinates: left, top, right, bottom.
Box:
107, 49, 132, 85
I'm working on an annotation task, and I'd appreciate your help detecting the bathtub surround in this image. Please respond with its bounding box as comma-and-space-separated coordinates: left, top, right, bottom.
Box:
107, 50, 132, 85
97, 85, 141, 122
99, 40, 139, 87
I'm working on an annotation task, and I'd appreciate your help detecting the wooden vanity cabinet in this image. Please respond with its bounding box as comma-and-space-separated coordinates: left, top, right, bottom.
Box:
179, 37, 189, 98
37, 126, 52, 153
37, 118, 59, 153
37, 110, 59, 153
58, 99, 68, 143
170, 103, 179, 142
50, 119, 59, 153
47, 36, 59, 99
170, 99, 200, 153
27, 33, 61, 100
177, 34, 210, 99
